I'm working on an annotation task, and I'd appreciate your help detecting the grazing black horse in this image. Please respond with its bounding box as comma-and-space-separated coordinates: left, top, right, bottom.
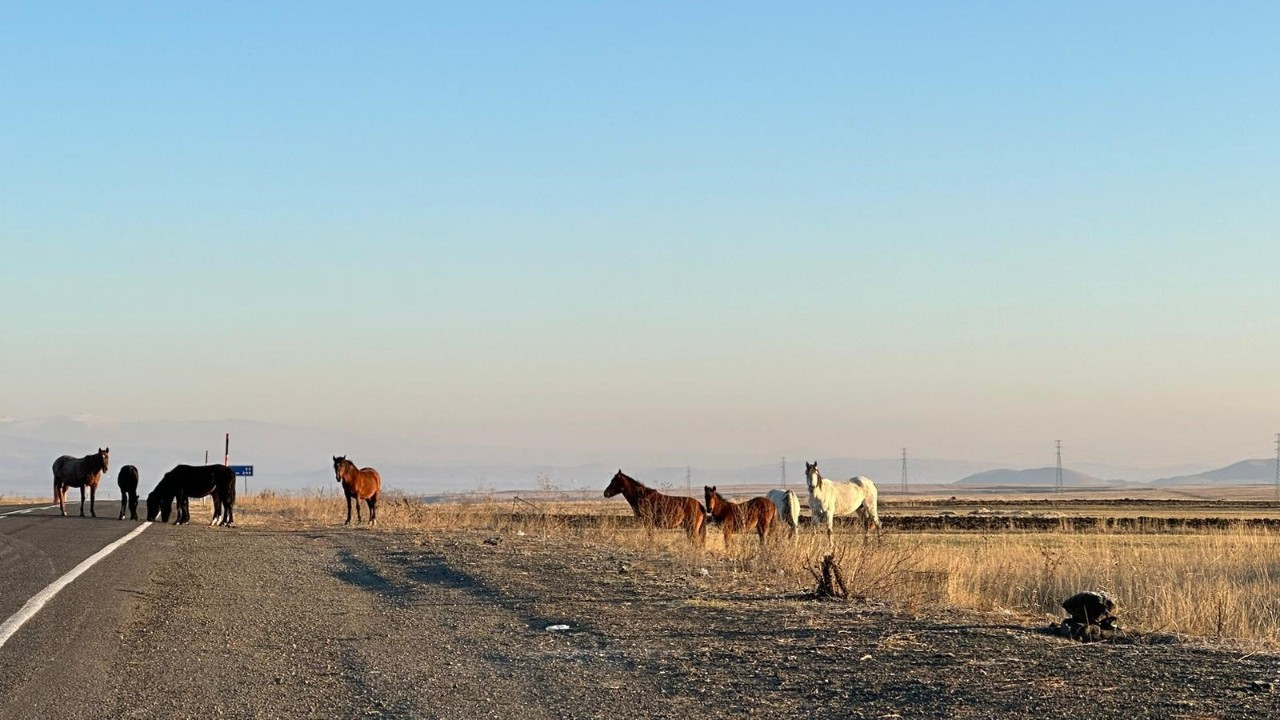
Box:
146, 464, 237, 527
117, 465, 140, 521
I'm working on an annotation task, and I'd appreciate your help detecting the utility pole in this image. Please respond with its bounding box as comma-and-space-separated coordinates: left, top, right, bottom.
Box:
781, 456, 786, 489
1274, 433, 1279, 501
901, 447, 908, 494
1055, 440, 1063, 493
686, 465, 692, 497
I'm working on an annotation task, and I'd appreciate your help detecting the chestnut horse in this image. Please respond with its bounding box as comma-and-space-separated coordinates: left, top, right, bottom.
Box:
52, 447, 109, 517
603, 470, 705, 544
704, 486, 775, 544
333, 456, 380, 525
117, 464, 140, 521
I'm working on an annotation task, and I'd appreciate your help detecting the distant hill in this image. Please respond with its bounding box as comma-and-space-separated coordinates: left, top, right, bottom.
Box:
1152, 459, 1278, 486
0, 415, 1005, 496
954, 466, 1106, 487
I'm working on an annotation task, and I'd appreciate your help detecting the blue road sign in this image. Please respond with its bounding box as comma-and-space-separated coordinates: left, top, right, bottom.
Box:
229, 465, 254, 477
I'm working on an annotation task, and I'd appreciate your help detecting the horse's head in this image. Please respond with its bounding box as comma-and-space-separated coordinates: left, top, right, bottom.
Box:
333, 455, 350, 483
145, 490, 171, 523
805, 461, 820, 492
98, 447, 110, 473
703, 485, 719, 512
604, 470, 628, 498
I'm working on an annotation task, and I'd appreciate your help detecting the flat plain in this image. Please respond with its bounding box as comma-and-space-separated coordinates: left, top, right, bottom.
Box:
3, 491, 1279, 719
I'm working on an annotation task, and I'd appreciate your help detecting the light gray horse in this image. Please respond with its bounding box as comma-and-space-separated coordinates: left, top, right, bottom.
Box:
804, 461, 880, 542
766, 488, 801, 540
52, 447, 110, 517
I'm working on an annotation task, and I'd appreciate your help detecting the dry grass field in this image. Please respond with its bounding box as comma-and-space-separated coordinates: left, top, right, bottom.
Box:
231, 489, 1280, 648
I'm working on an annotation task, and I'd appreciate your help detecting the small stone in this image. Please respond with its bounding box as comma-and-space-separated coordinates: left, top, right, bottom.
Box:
1249, 680, 1274, 693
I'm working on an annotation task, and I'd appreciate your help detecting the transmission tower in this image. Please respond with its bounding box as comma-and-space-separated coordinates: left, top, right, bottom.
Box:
781, 456, 787, 489
1055, 440, 1063, 493
1274, 433, 1279, 501
901, 447, 908, 494
686, 465, 692, 496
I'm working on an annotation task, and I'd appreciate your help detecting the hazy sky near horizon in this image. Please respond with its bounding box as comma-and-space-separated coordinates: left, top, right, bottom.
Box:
3, 3, 1278, 467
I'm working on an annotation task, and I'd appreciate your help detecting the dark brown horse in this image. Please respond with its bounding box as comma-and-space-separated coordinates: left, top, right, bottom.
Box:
117, 465, 140, 521
145, 464, 237, 526
333, 456, 380, 525
704, 485, 775, 544
603, 470, 706, 544
52, 447, 109, 517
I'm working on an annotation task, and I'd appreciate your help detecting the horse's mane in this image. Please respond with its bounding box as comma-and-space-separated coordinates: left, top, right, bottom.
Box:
616, 471, 655, 495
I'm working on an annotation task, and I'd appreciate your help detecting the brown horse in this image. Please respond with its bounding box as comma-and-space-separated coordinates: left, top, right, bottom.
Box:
704, 485, 775, 545
52, 447, 109, 517
333, 456, 380, 525
604, 470, 706, 544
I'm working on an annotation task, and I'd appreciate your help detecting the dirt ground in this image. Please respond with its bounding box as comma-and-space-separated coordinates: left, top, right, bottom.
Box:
97, 522, 1280, 719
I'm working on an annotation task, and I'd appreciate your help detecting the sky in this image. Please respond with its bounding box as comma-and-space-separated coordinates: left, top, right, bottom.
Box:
2, 2, 1278, 469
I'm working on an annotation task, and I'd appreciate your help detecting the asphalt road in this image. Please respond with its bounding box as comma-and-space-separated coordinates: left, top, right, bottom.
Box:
0, 503, 155, 719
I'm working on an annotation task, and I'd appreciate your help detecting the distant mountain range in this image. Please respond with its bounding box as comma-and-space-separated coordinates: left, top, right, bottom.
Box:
0, 415, 1272, 496
953, 467, 1110, 487
1151, 459, 1279, 486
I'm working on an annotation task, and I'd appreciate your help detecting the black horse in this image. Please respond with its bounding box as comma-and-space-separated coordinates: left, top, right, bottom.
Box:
117, 465, 140, 521
146, 464, 237, 527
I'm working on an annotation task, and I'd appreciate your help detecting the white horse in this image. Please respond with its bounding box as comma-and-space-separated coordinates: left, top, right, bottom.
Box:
766, 489, 801, 539
804, 461, 881, 541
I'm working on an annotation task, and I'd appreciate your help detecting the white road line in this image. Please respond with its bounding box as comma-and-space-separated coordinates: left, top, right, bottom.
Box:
0, 521, 152, 649
0, 505, 60, 518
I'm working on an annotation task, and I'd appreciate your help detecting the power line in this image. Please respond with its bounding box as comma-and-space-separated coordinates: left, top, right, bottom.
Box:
1055, 440, 1063, 493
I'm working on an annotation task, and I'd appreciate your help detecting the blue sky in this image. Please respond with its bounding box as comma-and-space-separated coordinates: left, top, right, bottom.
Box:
3, 2, 1277, 466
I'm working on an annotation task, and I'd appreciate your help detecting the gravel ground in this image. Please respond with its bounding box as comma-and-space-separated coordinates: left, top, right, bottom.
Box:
97, 524, 1280, 719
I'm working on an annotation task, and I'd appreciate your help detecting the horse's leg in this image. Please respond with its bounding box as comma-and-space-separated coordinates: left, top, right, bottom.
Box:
119, 492, 126, 520
79, 486, 86, 517
367, 494, 377, 526
211, 495, 223, 527
344, 493, 353, 526
355, 495, 363, 524
129, 491, 138, 521
89, 484, 96, 517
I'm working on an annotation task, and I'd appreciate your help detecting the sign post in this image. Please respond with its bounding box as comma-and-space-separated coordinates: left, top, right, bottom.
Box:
229, 465, 254, 494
